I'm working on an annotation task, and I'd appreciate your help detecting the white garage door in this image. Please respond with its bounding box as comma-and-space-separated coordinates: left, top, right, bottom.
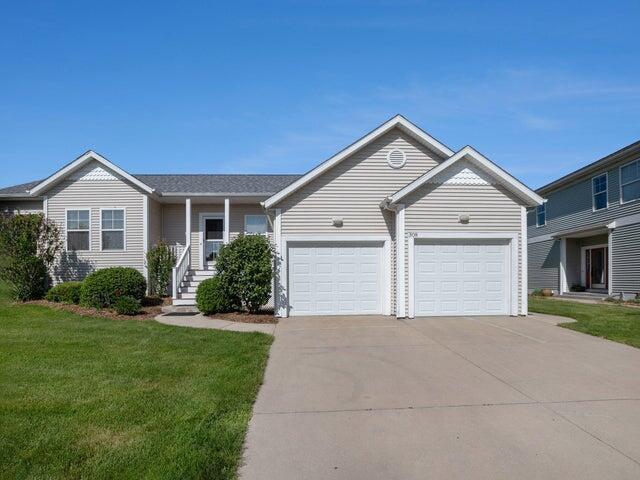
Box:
288, 242, 383, 316
414, 240, 510, 316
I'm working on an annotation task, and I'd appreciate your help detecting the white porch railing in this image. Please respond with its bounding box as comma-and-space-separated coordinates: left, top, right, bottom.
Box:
169, 244, 185, 260
172, 244, 191, 299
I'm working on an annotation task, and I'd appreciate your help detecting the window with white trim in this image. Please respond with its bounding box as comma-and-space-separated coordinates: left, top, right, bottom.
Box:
592, 173, 608, 210
101, 209, 125, 250
621, 159, 640, 203
536, 203, 546, 227
66, 209, 90, 251
244, 214, 267, 234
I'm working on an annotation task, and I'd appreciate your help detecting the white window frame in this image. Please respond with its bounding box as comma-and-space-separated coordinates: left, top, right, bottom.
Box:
244, 214, 268, 235
591, 172, 608, 211
100, 207, 126, 251
619, 158, 640, 205
536, 202, 546, 227
65, 208, 91, 252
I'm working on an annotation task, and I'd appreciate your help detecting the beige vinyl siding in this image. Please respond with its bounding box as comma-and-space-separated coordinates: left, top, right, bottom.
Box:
47, 164, 146, 282
404, 182, 525, 314
148, 197, 162, 247
274, 128, 446, 313
0, 199, 43, 214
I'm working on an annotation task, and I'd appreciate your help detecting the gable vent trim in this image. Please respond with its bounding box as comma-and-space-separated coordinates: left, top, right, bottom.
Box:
387, 149, 406, 169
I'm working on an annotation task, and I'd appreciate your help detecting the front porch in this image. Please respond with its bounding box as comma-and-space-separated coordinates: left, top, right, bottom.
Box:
555, 223, 613, 296
148, 196, 271, 305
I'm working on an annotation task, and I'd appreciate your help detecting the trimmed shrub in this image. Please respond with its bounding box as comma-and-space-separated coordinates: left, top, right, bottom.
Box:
80, 267, 147, 308
196, 277, 234, 315
46, 281, 82, 304
114, 295, 141, 315
215, 234, 273, 313
146, 241, 176, 297
0, 213, 62, 300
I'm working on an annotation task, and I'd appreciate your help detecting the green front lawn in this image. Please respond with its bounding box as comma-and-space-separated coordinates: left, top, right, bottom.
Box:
0, 282, 272, 479
529, 296, 640, 348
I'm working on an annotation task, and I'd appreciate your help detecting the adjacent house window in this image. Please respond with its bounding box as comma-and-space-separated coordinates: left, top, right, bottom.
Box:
66, 209, 90, 251
101, 209, 125, 250
621, 159, 640, 203
536, 203, 546, 227
244, 214, 268, 234
592, 173, 608, 210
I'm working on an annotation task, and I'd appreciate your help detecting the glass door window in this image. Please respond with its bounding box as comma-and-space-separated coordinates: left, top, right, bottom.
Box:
587, 247, 607, 289
204, 218, 224, 262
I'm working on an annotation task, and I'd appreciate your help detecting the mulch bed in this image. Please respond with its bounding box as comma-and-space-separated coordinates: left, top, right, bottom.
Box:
24, 297, 171, 320
210, 310, 278, 324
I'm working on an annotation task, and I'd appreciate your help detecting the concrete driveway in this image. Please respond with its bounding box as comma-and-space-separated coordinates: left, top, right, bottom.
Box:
239, 314, 640, 479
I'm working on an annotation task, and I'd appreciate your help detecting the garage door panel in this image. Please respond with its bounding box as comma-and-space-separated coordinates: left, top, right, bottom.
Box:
289, 242, 383, 316
414, 241, 510, 317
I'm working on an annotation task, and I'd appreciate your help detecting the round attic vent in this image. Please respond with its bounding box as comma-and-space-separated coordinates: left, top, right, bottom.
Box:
387, 149, 406, 169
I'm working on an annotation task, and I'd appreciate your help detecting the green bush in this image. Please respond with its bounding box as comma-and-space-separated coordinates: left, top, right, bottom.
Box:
196, 277, 234, 315
216, 234, 273, 313
46, 281, 82, 304
0, 213, 62, 300
114, 295, 141, 315
146, 241, 176, 297
80, 267, 147, 308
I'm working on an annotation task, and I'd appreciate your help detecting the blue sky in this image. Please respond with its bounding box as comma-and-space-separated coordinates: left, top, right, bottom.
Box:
1, 1, 639, 189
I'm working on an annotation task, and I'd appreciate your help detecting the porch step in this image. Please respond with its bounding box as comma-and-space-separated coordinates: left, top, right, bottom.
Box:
173, 298, 197, 306
559, 292, 608, 301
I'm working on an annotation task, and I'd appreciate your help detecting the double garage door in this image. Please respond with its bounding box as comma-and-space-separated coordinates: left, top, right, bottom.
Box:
286, 239, 511, 317
288, 242, 383, 316
413, 240, 510, 316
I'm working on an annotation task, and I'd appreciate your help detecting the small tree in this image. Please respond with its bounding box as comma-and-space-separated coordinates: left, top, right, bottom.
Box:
216, 234, 273, 313
0, 213, 62, 300
146, 241, 176, 296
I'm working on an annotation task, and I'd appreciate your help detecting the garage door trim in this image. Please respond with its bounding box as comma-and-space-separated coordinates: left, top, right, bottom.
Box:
281, 235, 392, 317
408, 231, 518, 318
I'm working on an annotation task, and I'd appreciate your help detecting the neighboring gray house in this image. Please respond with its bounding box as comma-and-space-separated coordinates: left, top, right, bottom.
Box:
0, 115, 543, 317
528, 140, 640, 299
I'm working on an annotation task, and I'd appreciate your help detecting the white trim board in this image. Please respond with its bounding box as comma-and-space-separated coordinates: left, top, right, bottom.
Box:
407, 231, 520, 318
280, 234, 392, 317
263, 115, 454, 209
386, 146, 544, 207
520, 206, 528, 315
29, 150, 155, 196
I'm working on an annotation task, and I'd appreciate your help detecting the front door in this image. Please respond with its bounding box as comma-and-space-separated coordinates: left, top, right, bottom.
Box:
586, 247, 608, 290
202, 216, 224, 268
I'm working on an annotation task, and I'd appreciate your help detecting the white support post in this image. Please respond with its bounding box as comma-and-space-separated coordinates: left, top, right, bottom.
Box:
520, 206, 528, 315
608, 229, 613, 296
559, 237, 567, 295
224, 198, 230, 244
185, 198, 192, 247
395, 204, 406, 318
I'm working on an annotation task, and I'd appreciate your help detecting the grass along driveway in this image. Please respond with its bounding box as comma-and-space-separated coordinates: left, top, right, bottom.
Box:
0, 283, 272, 479
529, 296, 640, 349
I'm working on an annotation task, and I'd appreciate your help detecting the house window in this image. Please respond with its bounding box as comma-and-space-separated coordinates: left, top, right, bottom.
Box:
101, 209, 125, 250
621, 159, 640, 203
592, 173, 608, 210
245, 215, 267, 234
536, 203, 546, 227
66, 209, 90, 251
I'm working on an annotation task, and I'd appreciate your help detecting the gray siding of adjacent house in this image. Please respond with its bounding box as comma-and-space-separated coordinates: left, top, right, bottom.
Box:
272, 127, 447, 314
612, 223, 640, 295
0, 199, 43, 214
528, 149, 640, 294
528, 239, 560, 291
46, 161, 146, 282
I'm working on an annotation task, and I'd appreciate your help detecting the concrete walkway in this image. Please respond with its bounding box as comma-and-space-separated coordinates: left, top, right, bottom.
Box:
240, 313, 640, 479
155, 312, 276, 334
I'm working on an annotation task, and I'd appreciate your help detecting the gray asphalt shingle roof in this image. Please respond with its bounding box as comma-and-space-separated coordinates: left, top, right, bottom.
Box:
133, 174, 301, 194
0, 174, 301, 196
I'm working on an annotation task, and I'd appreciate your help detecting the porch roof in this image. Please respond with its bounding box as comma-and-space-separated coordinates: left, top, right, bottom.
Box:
132, 174, 301, 196
551, 222, 611, 239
